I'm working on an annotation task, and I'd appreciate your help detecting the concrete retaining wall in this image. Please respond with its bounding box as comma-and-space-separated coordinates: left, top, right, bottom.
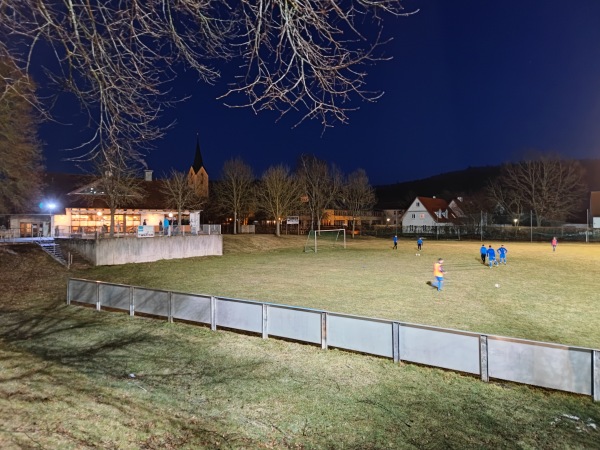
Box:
62, 235, 223, 266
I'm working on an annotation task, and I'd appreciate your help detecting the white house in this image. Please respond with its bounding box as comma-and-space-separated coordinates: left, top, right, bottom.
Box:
591, 192, 600, 229
402, 196, 463, 233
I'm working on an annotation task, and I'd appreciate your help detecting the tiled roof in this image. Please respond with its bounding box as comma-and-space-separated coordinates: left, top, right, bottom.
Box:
416, 196, 462, 224
43, 172, 171, 212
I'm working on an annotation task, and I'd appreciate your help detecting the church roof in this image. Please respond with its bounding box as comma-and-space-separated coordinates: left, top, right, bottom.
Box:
192, 135, 204, 173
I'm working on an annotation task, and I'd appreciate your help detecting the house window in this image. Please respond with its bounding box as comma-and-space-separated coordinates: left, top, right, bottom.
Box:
419, 214, 425, 219
411, 214, 416, 219
416, 202, 420, 207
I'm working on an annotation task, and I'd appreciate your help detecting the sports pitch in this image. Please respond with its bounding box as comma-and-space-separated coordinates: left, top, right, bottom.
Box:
2, 239, 599, 449
87, 235, 600, 350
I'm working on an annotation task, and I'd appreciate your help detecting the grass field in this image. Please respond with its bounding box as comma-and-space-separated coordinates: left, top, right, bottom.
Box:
86, 235, 599, 348
1, 236, 599, 449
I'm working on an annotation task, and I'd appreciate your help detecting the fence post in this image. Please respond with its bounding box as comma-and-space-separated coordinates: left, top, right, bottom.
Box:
168, 291, 173, 323
66, 279, 72, 305
96, 281, 101, 311
321, 312, 328, 350
129, 286, 134, 316
262, 304, 268, 339
392, 322, 400, 363
210, 296, 217, 331
480, 335, 489, 382
594, 350, 599, 402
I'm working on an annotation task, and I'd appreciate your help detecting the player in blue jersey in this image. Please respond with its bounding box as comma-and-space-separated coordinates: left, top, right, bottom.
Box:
486, 245, 497, 268
480, 244, 487, 264
497, 244, 508, 264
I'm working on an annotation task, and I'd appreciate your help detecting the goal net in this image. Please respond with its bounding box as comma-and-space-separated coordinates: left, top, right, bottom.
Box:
304, 229, 346, 253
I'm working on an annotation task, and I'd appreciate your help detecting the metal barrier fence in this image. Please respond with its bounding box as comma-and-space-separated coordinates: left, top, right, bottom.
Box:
67, 278, 600, 402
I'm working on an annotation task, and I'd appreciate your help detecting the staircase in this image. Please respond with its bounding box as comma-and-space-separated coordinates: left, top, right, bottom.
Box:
37, 239, 68, 266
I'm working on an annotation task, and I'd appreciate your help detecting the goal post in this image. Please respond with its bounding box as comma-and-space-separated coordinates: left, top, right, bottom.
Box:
304, 229, 346, 253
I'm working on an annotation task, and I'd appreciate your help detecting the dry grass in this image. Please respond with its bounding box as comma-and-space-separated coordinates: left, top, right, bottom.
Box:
86, 235, 600, 348
1, 238, 599, 449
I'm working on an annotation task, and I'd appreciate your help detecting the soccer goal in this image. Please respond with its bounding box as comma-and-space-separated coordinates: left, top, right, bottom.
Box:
304, 229, 346, 253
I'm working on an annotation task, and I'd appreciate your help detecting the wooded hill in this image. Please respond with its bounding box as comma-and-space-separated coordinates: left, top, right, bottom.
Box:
375, 159, 600, 213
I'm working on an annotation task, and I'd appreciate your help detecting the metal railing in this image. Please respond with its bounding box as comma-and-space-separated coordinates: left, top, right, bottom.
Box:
67, 278, 599, 402
52, 224, 222, 239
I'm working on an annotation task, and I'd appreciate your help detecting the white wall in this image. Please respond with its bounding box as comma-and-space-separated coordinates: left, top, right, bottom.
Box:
402, 199, 437, 228
62, 234, 223, 266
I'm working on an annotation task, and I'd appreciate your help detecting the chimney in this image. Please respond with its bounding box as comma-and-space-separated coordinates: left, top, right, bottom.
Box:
144, 169, 153, 181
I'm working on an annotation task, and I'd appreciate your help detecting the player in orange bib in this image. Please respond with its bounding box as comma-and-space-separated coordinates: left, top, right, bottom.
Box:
433, 258, 446, 291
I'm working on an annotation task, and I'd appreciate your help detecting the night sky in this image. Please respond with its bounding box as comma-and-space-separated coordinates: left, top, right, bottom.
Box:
41, 0, 600, 186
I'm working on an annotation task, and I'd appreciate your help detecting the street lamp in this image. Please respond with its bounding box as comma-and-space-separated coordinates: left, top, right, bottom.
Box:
513, 218, 518, 238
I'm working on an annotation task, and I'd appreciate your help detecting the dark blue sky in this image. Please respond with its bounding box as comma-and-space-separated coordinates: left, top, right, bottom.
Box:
41, 0, 600, 185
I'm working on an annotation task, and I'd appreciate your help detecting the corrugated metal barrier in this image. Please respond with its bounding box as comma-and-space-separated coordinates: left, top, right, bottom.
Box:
67, 278, 599, 401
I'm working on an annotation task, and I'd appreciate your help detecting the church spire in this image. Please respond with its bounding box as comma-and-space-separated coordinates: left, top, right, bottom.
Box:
192, 133, 204, 174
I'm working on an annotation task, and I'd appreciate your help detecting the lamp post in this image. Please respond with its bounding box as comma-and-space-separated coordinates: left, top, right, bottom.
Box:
168, 212, 173, 236
47, 202, 56, 237
513, 218, 518, 238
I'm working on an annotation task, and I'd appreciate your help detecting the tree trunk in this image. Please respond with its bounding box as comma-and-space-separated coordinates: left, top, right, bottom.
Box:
234, 211, 238, 234
109, 208, 116, 237
276, 219, 280, 237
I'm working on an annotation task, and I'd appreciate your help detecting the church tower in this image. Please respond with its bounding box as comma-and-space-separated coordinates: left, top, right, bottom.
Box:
188, 134, 209, 198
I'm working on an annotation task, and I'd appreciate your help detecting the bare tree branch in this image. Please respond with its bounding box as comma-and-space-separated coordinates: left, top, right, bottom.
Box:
86, 158, 145, 237
491, 154, 587, 226
213, 157, 255, 234
339, 168, 376, 237
161, 169, 206, 228
297, 154, 343, 231
0, 0, 414, 164
0, 57, 43, 213
257, 164, 302, 236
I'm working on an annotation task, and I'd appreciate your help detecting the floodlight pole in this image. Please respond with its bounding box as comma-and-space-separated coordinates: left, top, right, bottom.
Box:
530, 210, 533, 242
587, 209, 589, 243
480, 211, 483, 242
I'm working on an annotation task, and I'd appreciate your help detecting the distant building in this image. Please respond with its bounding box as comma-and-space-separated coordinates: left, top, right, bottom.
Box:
321, 209, 385, 229
402, 196, 464, 233
2, 137, 209, 238
591, 192, 600, 229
